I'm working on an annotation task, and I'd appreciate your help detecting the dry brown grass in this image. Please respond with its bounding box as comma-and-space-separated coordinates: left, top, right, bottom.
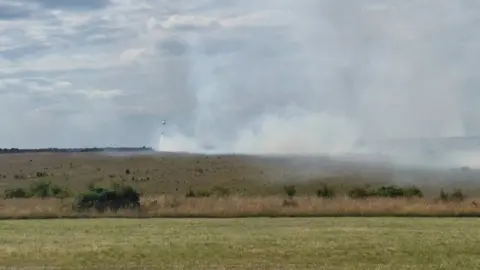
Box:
0, 152, 401, 198
1, 151, 479, 197
1, 196, 480, 219
1, 151, 480, 219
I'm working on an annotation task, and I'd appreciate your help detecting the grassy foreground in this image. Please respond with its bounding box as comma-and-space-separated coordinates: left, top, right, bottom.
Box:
1, 218, 480, 269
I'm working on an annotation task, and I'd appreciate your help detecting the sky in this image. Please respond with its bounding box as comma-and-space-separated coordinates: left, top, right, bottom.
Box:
1, 0, 480, 154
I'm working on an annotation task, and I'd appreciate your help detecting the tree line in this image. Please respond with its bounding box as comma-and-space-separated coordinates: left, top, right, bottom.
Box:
0, 146, 154, 154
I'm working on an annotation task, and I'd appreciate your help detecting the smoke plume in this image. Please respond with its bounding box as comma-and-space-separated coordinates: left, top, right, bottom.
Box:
157, 0, 480, 166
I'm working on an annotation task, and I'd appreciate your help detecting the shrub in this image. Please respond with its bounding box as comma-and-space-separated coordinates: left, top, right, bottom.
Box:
185, 188, 196, 198
316, 183, 335, 199
348, 187, 369, 199
374, 185, 405, 198
36, 171, 48, 177
450, 189, 466, 202
437, 189, 466, 203
439, 189, 449, 202
185, 188, 211, 198
14, 174, 25, 180
4, 187, 29, 199
196, 190, 212, 197
28, 181, 51, 198
283, 185, 296, 198
49, 185, 70, 199
4, 181, 70, 199
74, 184, 140, 213
403, 186, 424, 198
211, 186, 231, 197
28, 181, 69, 199
348, 185, 424, 199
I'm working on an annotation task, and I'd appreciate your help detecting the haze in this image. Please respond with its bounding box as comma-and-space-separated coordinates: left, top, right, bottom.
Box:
1, 0, 480, 166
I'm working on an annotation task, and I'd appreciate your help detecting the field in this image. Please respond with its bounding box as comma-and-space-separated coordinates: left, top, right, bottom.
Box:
1, 217, 480, 269
1, 151, 480, 218
0, 151, 399, 196
2, 152, 480, 269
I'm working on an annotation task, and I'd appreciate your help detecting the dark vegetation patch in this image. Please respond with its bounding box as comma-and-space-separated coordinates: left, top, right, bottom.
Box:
316, 183, 336, 199
4, 181, 69, 199
74, 185, 140, 213
347, 185, 424, 199
437, 188, 466, 202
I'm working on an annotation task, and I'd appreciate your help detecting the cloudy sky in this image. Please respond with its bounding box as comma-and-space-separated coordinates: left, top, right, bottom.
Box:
1, 0, 480, 153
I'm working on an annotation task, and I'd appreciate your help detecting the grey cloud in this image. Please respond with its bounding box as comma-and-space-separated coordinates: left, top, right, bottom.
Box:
61, 19, 130, 46
0, 3, 32, 20
0, 44, 49, 60
26, 0, 110, 10
157, 37, 190, 56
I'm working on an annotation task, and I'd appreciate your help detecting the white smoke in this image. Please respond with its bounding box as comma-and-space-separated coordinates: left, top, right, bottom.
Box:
231, 107, 361, 155
156, 0, 480, 164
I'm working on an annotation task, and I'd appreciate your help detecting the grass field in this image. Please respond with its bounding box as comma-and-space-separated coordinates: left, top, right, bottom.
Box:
1, 152, 479, 197
1, 152, 480, 268
1, 152, 480, 218
0, 152, 397, 196
1, 217, 480, 269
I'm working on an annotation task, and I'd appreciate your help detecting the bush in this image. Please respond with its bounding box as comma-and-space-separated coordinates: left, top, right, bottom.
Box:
14, 174, 25, 180
316, 183, 335, 199
439, 189, 449, 201
29, 181, 51, 198
74, 184, 140, 213
4, 187, 29, 199
374, 185, 405, 198
185, 188, 196, 198
28, 181, 70, 199
348, 187, 370, 199
348, 185, 424, 199
283, 185, 296, 198
438, 189, 466, 203
450, 189, 466, 202
3, 181, 69, 199
211, 186, 231, 197
185, 188, 211, 198
36, 171, 48, 177
403, 186, 424, 198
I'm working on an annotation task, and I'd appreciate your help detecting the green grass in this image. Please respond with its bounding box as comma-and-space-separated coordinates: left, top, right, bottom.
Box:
1, 218, 480, 269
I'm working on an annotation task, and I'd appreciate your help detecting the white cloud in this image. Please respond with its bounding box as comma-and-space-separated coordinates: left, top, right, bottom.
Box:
160, 14, 221, 30
53, 81, 72, 88
145, 17, 157, 30
77, 88, 125, 99
120, 48, 147, 62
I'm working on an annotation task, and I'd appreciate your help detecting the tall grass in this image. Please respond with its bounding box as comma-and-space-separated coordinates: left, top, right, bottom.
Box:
0, 195, 479, 219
